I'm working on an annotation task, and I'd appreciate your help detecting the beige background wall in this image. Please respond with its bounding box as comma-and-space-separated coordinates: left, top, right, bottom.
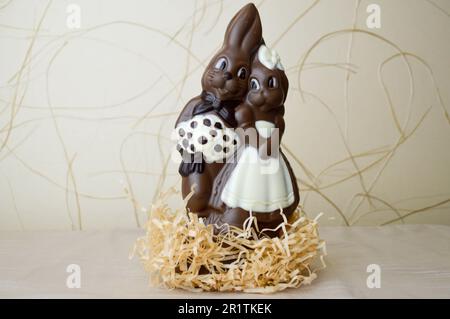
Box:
0, 0, 449, 230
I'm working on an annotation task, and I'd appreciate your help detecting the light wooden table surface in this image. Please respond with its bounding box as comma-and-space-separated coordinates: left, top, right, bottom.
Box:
1, 225, 449, 298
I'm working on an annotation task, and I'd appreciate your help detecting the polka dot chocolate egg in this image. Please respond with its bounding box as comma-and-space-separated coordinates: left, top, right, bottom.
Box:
175, 114, 239, 162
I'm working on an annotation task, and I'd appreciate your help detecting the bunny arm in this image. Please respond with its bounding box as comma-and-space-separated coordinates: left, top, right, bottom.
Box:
175, 96, 203, 127
231, 104, 259, 150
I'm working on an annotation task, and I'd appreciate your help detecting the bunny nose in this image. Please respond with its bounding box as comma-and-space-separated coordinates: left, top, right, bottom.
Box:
224, 72, 232, 80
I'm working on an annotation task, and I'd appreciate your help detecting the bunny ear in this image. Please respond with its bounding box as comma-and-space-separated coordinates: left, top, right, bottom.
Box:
223, 3, 262, 54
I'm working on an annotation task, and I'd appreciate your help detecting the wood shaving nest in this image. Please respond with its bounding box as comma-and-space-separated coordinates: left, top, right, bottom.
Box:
132, 197, 326, 294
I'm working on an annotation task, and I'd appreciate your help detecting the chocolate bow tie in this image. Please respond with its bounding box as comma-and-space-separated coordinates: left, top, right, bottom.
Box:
193, 91, 238, 127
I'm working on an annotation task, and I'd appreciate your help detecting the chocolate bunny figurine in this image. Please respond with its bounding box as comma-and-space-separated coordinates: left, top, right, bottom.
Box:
208, 45, 300, 236
175, 4, 263, 217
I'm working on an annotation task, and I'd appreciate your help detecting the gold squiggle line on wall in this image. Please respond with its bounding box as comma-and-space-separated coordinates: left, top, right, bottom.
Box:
6, 147, 126, 200
425, 0, 450, 17
0, 0, 449, 230
5, 177, 24, 230
272, 0, 320, 47
65, 154, 77, 230
382, 52, 449, 126
0, 1, 51, 155
46, 41, 83, 230
382, 198, 450, 226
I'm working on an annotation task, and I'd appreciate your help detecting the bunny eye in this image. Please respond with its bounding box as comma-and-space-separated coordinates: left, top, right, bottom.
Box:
268, 76, 278, 88
237, 67, 247, 80
214, 58, 227, 71
250, 78, 260, 90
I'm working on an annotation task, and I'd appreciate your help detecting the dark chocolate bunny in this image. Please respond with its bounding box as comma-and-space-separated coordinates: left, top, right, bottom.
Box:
207, 45, 300, 236
175, 4, 263, 217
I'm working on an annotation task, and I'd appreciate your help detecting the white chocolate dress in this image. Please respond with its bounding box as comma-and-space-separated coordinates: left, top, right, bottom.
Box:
220, 120, 295, 212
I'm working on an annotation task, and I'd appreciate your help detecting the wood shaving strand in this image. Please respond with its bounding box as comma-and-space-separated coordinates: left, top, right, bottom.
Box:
132, 195, 326, 294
